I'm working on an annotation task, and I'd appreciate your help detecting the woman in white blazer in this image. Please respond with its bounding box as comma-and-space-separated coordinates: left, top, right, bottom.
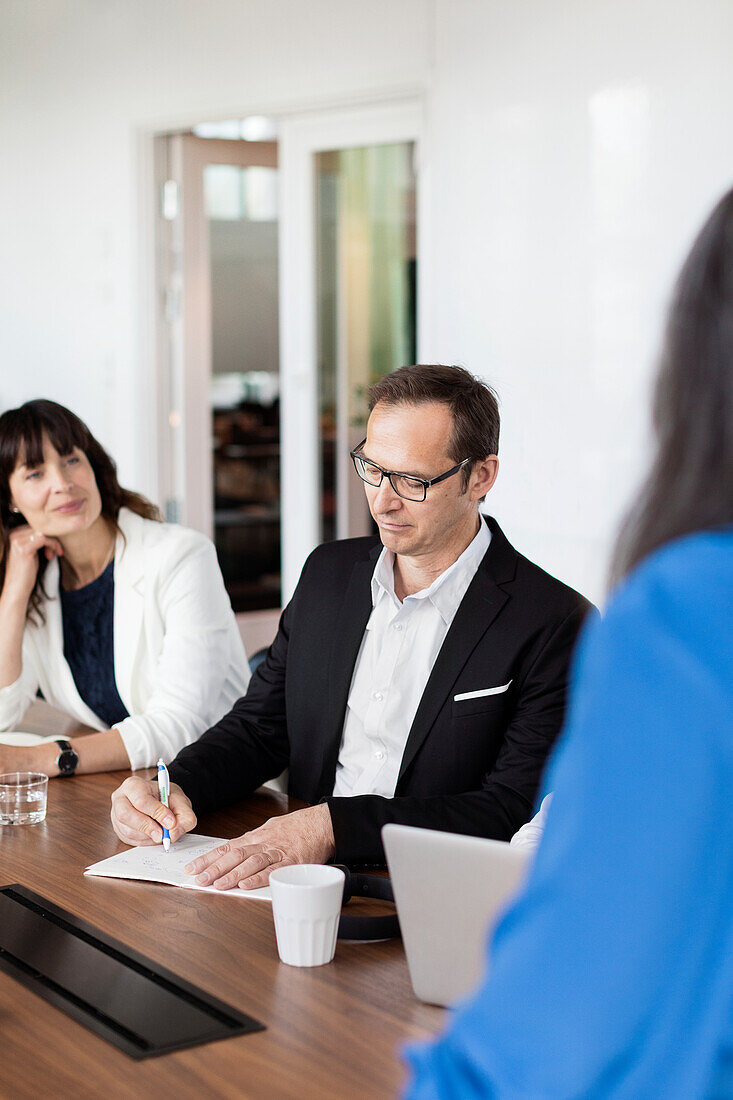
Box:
0, 399, 250, 777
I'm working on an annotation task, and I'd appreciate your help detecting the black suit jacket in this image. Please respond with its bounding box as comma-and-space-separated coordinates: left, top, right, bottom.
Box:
169, 517, 593, 864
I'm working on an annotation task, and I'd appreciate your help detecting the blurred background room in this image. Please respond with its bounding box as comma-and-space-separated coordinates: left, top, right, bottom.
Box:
2, 0, 732, 653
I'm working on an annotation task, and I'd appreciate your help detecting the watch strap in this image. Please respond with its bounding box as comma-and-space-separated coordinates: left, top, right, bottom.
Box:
55, 739, 79, 777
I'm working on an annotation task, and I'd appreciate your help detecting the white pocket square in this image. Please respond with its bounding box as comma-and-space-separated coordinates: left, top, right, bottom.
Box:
454, 681, 512, 702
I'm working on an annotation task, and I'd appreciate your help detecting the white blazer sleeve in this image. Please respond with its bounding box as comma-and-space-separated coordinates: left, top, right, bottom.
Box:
116, 538, 250, 770
0, 632, 41, 731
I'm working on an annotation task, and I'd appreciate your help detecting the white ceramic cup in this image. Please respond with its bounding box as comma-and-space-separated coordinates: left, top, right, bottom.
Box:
269, 864, 345, 967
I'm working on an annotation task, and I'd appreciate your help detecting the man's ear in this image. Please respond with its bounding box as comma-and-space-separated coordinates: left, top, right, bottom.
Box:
469, 455, 499, 501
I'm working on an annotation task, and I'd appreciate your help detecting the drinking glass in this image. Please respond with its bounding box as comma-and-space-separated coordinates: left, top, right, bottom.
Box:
0, 772, 48, 825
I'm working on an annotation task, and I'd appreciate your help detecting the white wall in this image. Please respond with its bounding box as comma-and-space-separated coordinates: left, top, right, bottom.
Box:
427, 0, 733, 600
2, 0, 733, 604
0, 0, 431, 493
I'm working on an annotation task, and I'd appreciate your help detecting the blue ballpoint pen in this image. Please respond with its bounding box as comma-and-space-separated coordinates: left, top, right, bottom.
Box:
156, 758, 171, 852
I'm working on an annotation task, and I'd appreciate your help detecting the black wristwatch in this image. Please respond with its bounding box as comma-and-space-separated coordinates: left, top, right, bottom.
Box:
55, 739, 79, 777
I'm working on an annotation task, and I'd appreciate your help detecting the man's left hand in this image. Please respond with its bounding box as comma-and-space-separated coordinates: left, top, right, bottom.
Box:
183, 803, 336, 891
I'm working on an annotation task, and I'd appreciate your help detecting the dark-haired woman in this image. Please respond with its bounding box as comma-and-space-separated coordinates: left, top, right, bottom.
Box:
0, 400, 249, 777
406, 190, 733, 1098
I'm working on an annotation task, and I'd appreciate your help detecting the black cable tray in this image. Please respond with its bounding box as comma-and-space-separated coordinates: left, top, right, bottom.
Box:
0, 884, 264, 1058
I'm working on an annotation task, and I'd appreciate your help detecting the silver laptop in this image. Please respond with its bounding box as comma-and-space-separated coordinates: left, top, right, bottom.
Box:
382, 823, 530, 1007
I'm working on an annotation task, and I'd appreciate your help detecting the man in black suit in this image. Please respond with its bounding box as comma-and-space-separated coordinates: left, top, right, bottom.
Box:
111, 365, 592, 890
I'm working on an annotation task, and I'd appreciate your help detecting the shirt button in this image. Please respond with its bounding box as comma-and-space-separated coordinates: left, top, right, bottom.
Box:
393, 622, 403, 631
375, 750, 385, 760
373, 691, 383, 702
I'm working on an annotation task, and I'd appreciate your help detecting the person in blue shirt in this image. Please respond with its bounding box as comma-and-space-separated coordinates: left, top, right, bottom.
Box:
404, 186, 733, 1099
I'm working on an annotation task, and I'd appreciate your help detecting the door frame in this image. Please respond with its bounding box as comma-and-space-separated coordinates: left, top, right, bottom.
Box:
145, 94, 428, 605
278, 97, 425, 600
154, 135, 279, 539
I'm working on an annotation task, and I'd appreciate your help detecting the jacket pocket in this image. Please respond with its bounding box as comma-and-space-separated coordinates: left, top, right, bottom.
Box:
453, 681, 512, 702
452, 681, 513, 718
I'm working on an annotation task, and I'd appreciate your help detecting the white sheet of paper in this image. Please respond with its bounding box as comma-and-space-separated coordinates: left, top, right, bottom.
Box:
0, 732, 63, 747
84, 833, 271, 900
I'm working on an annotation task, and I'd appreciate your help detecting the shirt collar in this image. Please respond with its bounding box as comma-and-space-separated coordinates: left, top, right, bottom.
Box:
370, 517, 492, 625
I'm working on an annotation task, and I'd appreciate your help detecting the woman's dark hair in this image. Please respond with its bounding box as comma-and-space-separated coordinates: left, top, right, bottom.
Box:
368, 364, 500, 491
0, 399, 160, 621
611, 187, 733, 584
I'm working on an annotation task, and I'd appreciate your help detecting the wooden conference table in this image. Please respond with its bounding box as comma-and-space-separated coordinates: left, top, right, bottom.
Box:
0, 771, 445, 1099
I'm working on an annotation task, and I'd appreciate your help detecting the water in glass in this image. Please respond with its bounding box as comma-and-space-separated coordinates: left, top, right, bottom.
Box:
0, 772, 48, 825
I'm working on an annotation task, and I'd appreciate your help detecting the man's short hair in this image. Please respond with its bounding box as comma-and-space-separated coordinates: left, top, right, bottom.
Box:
368, 364, 500, 489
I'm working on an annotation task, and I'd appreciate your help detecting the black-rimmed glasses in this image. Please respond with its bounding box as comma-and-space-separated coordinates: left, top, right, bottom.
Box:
349, 439, 471, 502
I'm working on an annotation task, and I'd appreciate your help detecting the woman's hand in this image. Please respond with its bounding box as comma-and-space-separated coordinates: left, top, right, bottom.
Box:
0, 525, 64, 688
0, 740, 58, 776
0, 743, 33, 774
2, 525, 64, 604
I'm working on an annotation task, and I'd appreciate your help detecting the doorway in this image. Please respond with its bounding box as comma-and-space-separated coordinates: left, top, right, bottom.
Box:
153, 100, 422, 630
155, 123, 281, 619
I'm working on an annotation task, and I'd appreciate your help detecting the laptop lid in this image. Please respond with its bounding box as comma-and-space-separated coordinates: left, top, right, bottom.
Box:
383, 824, 530, 1007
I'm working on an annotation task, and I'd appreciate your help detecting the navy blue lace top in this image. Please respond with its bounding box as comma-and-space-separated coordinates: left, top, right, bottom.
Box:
60, 560, 129, 729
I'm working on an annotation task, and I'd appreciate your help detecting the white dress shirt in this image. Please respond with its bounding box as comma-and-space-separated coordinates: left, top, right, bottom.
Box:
510, 793, 553, 853
332, 519, 491, 798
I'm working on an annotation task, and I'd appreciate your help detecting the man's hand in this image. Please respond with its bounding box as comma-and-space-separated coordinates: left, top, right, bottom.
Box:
183, 803, 336, 891
110, 775, 197, 846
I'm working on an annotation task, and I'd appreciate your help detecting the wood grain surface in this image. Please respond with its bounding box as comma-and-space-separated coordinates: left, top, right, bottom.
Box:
0, 772, 444, 1099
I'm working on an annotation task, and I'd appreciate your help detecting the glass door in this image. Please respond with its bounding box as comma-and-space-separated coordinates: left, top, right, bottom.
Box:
204, 158, 282, 611
155, 129, 282, 614
278, 101, 423, 600
315, 143, 417, 543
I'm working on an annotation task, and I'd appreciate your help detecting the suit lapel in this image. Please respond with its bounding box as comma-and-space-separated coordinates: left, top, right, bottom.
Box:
318, 554, 377, 788
397, 516, 517, 782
